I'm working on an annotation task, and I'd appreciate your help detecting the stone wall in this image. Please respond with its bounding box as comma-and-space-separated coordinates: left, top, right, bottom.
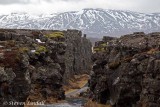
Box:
89, 32, 160, 107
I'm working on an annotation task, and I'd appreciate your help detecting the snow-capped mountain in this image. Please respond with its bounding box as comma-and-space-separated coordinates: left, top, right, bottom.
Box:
0, 8, 160, 37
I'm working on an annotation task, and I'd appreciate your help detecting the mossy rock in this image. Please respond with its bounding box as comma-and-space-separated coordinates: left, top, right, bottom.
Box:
93, 47, 106, 52
35, 46, 47, 55
147, 48, 158, 54
155, 51, 160, 54
93, 47, 101, 51
58, 42, 65, 44
45, 32, 64, 39
108, 61, 121, 69
100, 43, 107, 47
19, 47, 29, 53
32, 43, 38, 47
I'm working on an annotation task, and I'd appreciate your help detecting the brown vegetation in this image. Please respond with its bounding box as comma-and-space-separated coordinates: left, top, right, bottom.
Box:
84, 100, 111, 107
108, 61, 121, 69
64, 74, 89, 94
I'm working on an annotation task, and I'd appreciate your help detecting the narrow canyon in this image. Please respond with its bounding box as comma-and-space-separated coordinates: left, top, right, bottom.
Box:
0, 29, 160, 107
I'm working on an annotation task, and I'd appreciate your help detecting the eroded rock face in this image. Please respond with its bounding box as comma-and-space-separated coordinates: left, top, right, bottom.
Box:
0, 31, 66, 106
89, 32, 160, 107
27, 35, 66, 103
0, 39, 31, 106
0, 29, 92, 106
64, 30, 92, 83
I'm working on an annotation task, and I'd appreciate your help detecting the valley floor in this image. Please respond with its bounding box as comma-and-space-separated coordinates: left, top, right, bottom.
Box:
25, 74, 111, 107
64, 74, 89, 95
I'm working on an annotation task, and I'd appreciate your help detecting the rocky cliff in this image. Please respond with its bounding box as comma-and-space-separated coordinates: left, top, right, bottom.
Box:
64, 30, 92, 83
0, 29, 92, 106
89, 32, 160, 107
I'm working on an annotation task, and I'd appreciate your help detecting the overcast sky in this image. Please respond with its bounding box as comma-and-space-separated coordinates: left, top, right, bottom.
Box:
0, 0, 159, 14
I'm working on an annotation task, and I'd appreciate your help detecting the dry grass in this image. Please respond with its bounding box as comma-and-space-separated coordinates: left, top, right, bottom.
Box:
64, 74, 89, 94
24, 105, 37, 107
121, 56, 133, 62
147, 48, 158, 54
84, 100, 112, 107
108, 61, 121, 69
25, 74, 89, 106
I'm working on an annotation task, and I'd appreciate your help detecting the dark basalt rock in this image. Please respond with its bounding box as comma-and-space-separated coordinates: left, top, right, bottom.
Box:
63, 30, 92, 83
0, 29, 92, 106
89, 32, 160, 107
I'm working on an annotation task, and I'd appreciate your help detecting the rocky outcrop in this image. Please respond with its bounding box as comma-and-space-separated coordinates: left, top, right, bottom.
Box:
0, 29, 92, 83
0, 29, 92, 106
64, 30, 92, 83
0, 38, 32, 107
89, 32, 160, 107
0, 31, 66, 106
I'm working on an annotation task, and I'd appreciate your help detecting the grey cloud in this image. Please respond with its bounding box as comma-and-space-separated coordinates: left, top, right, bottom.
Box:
43, 0, 52, 2
121, 0, 160, 13
61, 0, 82, 1
0, 0, 32, 4
52, 0, 81, 1
0, 0, 83, 5
0, 0, 160, 13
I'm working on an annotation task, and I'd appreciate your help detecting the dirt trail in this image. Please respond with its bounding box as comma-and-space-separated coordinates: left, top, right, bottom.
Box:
25, 74, 89, 107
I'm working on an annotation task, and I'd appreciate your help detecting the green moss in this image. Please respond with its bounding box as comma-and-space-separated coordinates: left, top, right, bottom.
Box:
93, 47, 106, 52
154, 51, 160, 55
101, 48, 106, 52
93, 47, 101, 51
155, 51, 160, 54
32, 43, 38, 47
100, 43, 107, 47
45, 32, 64, 39
35, 46, 47, 55
19, 47, 29, 53
58, 42, 65, 44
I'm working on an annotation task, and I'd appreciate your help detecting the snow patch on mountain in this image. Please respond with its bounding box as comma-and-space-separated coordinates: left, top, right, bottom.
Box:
0, 8, 160, 37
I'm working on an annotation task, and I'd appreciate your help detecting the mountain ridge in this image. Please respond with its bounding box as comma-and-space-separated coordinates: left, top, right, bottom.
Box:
0, 8, 160, 37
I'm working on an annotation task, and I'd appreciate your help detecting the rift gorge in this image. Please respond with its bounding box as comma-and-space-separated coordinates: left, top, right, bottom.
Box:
0, 7, 160, 107
0, 29, 160, 107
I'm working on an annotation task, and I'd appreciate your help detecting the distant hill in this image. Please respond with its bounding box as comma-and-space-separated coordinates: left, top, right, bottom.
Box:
0, 8, 160, 37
